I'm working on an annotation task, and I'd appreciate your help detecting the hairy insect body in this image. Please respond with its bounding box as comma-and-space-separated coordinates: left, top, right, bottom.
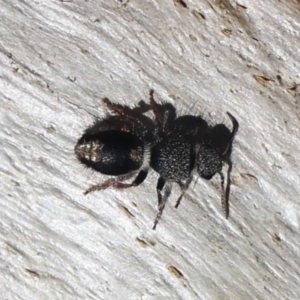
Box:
151, 114, 207, 180
75, 139, 103, 163
149, 93, 238, 228
75, 98, 156, 195
151, 135, 194, 181
75, 130, 144, 176
75, 90, 238, 229
196, 145, 222, 183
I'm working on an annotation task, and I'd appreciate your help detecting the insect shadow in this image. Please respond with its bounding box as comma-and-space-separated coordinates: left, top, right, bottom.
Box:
75, 90, 238, 229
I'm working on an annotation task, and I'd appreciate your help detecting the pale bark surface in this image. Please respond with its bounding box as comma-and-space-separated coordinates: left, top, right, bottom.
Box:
1, 1, 300, 299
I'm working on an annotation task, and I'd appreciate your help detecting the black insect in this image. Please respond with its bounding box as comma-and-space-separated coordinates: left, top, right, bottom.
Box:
149, 91, 238, 228
75, 96, 155, 194
75, 90, 239, 229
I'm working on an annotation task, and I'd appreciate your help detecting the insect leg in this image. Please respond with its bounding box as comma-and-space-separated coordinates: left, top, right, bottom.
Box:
218, 170, 229, 218
84, 169, 148, 195
175, 178, 192, 208
153, 178, 172, 230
